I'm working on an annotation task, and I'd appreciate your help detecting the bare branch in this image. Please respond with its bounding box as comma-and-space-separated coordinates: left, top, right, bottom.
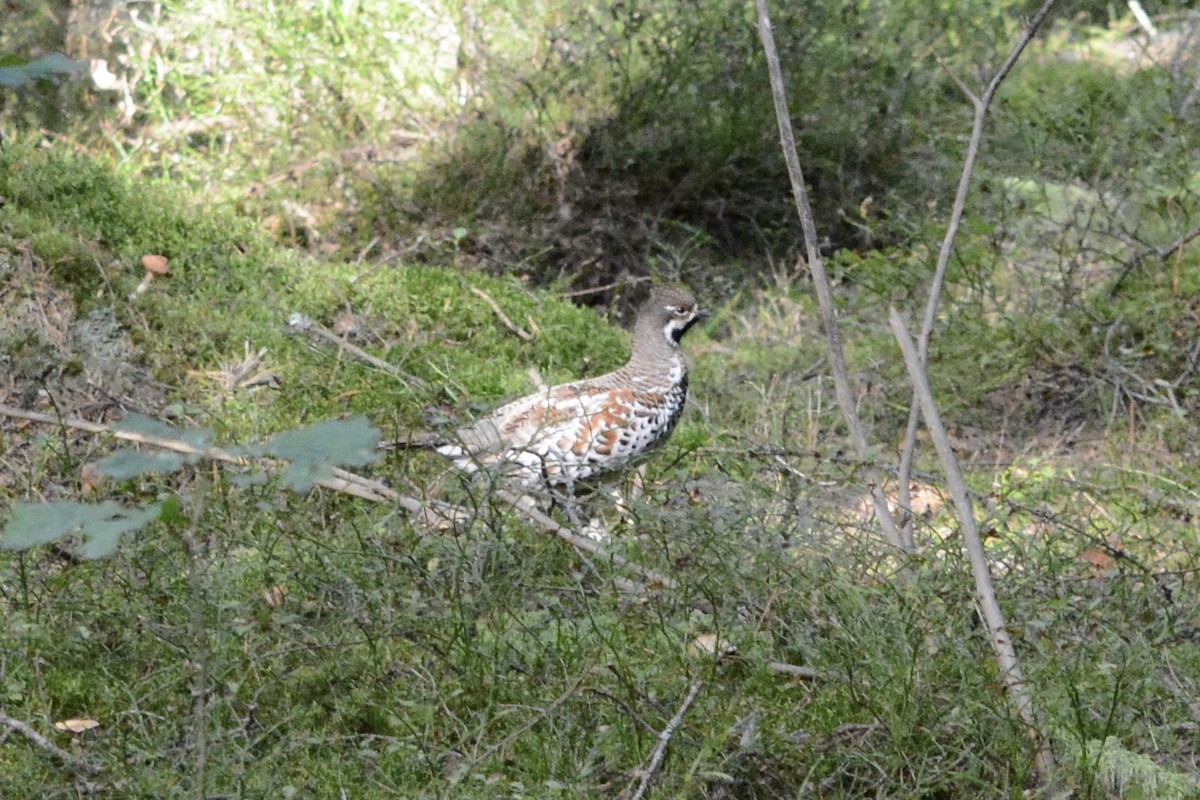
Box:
0, 403, 399, 504
0, 402, 247, 462
0, 710, 100, 774
932, 52, 978, 105
889, 308, 1056, 781
1108, 222, 1200, 298
896, 0, 1061, 548
754, 0, 904, 551
1127, 0, 1158, 38
1160, 223, 1200, 260
628, 681, 703, 800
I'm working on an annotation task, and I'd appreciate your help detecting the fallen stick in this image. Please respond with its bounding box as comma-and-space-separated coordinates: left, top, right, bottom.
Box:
284, 312, 427, 386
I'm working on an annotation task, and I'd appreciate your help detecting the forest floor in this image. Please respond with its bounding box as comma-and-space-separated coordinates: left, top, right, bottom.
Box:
2, 4, 1200, 799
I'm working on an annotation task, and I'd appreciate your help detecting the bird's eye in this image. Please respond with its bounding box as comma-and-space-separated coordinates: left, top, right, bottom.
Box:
674, 306, 690, 316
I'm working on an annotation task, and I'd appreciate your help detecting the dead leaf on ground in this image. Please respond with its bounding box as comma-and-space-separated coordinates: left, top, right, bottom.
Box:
54, 718, 100, 733
1080, 548, 1116, 573
688, 633, 736, 660
140, 254, 170, 275
262, 585, 288, 608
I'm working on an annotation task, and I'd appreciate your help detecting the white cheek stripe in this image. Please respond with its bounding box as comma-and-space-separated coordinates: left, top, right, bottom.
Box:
663, 318, 690, 344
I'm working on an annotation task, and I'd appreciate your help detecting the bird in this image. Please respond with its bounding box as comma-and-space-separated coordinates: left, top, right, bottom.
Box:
402, 285, 707, 494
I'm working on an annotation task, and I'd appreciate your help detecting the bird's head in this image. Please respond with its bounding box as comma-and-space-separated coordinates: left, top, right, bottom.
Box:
642, 285, 707, 347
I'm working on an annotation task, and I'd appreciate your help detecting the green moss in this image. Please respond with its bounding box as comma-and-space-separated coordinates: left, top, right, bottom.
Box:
1, 139, 629, 446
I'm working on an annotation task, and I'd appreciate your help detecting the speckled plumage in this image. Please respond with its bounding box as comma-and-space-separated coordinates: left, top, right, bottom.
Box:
436, 286, 705, 486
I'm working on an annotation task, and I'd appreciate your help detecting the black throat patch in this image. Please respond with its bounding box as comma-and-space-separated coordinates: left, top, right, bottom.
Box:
669, 314, 700, 344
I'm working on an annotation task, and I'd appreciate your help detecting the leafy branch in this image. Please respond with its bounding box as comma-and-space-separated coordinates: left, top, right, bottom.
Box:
0, 403, 838, 690
0, 407, 380, 558
0, 404, 680, 592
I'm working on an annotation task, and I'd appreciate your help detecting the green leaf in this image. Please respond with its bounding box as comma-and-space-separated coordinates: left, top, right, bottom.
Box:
0, 53, 89, 88
263, 417, 380, 491
95, 449, 187, 479
77, 504, 162, 559
1, 501, 163, 558
2, 503, 97, 550
229, 471, 268, 487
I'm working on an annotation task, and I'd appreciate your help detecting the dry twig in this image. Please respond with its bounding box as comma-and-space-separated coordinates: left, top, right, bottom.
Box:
754, 0, 903, 551
628, 681, 703, 800
284, 312, 426, 386
895, 0, 1061, 549
889, 309, 1055, 780
470, 287, 535, 341
1108, 222, 1200, 298
495, 489, 685, 597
